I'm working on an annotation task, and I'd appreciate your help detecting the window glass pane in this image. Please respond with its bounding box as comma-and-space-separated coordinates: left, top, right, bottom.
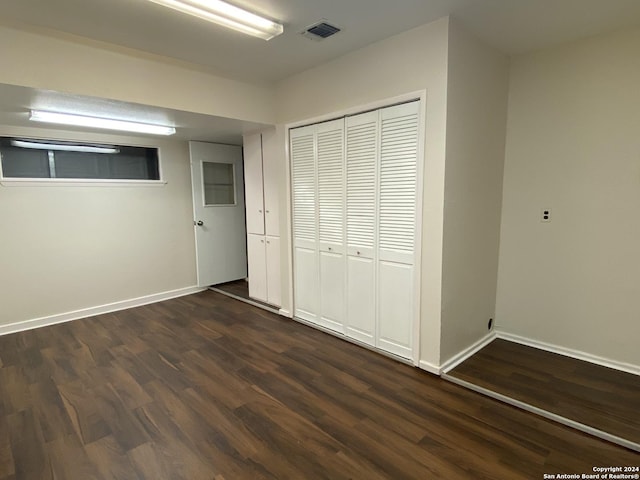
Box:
203, 162, 235, 205
0, 146, 50, 178
0, 137, 160, 181
54, 152, 104, 179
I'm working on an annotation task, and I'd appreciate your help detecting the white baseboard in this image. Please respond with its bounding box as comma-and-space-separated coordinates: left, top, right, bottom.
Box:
495, 329, 640, 377
440, 331, 497, 374
418, 360, 441, 375
0, 286, 205, 337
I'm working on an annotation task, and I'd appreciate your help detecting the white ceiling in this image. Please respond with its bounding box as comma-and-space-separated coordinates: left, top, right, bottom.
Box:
5, 0, 640, 85
3, 0, 640, 142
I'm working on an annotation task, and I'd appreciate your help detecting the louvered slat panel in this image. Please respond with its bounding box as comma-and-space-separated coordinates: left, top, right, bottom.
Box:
346, 117, 377, 249
317, 126, 344, 244
291, 132, 316, 242
378, 106, 419, 255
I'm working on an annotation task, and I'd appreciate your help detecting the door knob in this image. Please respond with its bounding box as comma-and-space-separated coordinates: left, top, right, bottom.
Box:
195, 220, 204, 226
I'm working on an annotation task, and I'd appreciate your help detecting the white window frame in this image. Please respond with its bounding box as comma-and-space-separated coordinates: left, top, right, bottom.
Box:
0, 134, 167, 187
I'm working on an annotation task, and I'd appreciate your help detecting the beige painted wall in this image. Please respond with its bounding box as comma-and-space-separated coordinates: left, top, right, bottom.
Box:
0, 21, 274, 124
439, 22, 510, 363
275, 17, 451, 367
496, 27, 640, 367
0, 125, 197, 325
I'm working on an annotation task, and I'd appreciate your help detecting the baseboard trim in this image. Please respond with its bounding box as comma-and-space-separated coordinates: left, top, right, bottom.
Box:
418, 360, 441, 375
0, 286, 206, 337
278, 308, 292, 318
495, 330, 640, 377
440, 331, 497, 374
442, 374, 640, 453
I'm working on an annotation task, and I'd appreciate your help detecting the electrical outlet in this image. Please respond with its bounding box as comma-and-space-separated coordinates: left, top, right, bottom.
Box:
541, 208, 552, 223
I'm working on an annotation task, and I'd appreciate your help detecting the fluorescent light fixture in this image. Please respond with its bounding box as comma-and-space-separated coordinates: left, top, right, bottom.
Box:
11, 139, 119, 154
146, 0, 283, 40
29, 110, 176, 136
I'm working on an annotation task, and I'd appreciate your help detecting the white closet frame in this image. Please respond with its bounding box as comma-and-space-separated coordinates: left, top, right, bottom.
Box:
284, 90, 426, 366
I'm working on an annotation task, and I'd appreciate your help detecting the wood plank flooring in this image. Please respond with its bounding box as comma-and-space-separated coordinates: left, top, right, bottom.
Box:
0, 291, 638, 479
446, 339, 640, 449
212, 279, 276, 311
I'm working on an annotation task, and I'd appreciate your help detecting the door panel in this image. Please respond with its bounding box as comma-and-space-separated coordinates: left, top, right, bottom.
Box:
346, 255, 375, 346
377, 260, 413, 359
247, 234, 266, 302
294, 247, 318, 322
378, 102, 419, 264
346, 111, 378, 254
243, 133, 265, 235
319, 251, 344, 332
262, 128, 280, 237
266, 236, 281, 307
190, 141, 247, 287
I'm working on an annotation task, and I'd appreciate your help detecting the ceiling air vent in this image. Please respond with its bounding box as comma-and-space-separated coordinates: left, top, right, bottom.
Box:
301, 21, 341, 41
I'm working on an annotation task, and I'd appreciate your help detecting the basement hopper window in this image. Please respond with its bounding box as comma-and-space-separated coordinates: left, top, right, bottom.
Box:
0, 137, 161, 182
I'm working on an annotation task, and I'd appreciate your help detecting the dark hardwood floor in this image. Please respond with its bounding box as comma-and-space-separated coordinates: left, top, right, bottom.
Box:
212, 279, 276, 311
0, 291, 638, 479
446, 338, 640, 449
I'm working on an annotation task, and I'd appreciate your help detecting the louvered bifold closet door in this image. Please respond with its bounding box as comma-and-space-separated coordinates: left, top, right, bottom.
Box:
376, 101, 420, 359
344, 111, 378, 346
316, 119, 346, 332
291, 124, 318, 322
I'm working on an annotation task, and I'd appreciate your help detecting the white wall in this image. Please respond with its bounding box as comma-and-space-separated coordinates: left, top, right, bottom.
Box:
275, 17, 450, 367
0, 21, 274, 124
496, 27, 640, 368
0, 125, 197, 326
439, 22, 510, 363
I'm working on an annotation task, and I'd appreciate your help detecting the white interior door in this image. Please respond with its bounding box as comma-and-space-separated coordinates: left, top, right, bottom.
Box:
291, 125, 319, 322
190, 141, 247, 287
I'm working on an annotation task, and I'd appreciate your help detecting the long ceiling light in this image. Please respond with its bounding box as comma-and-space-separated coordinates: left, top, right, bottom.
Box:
146, 0, 283, 40
11, 139, 120, 154
29, 110, 176, 136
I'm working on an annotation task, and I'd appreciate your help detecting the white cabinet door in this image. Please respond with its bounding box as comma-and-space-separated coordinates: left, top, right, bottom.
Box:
265, 235, 281, 307
262, 128, 280, 237
243, 133, 265, 235
346, 255, 375, 345
247, 234, 267, 302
